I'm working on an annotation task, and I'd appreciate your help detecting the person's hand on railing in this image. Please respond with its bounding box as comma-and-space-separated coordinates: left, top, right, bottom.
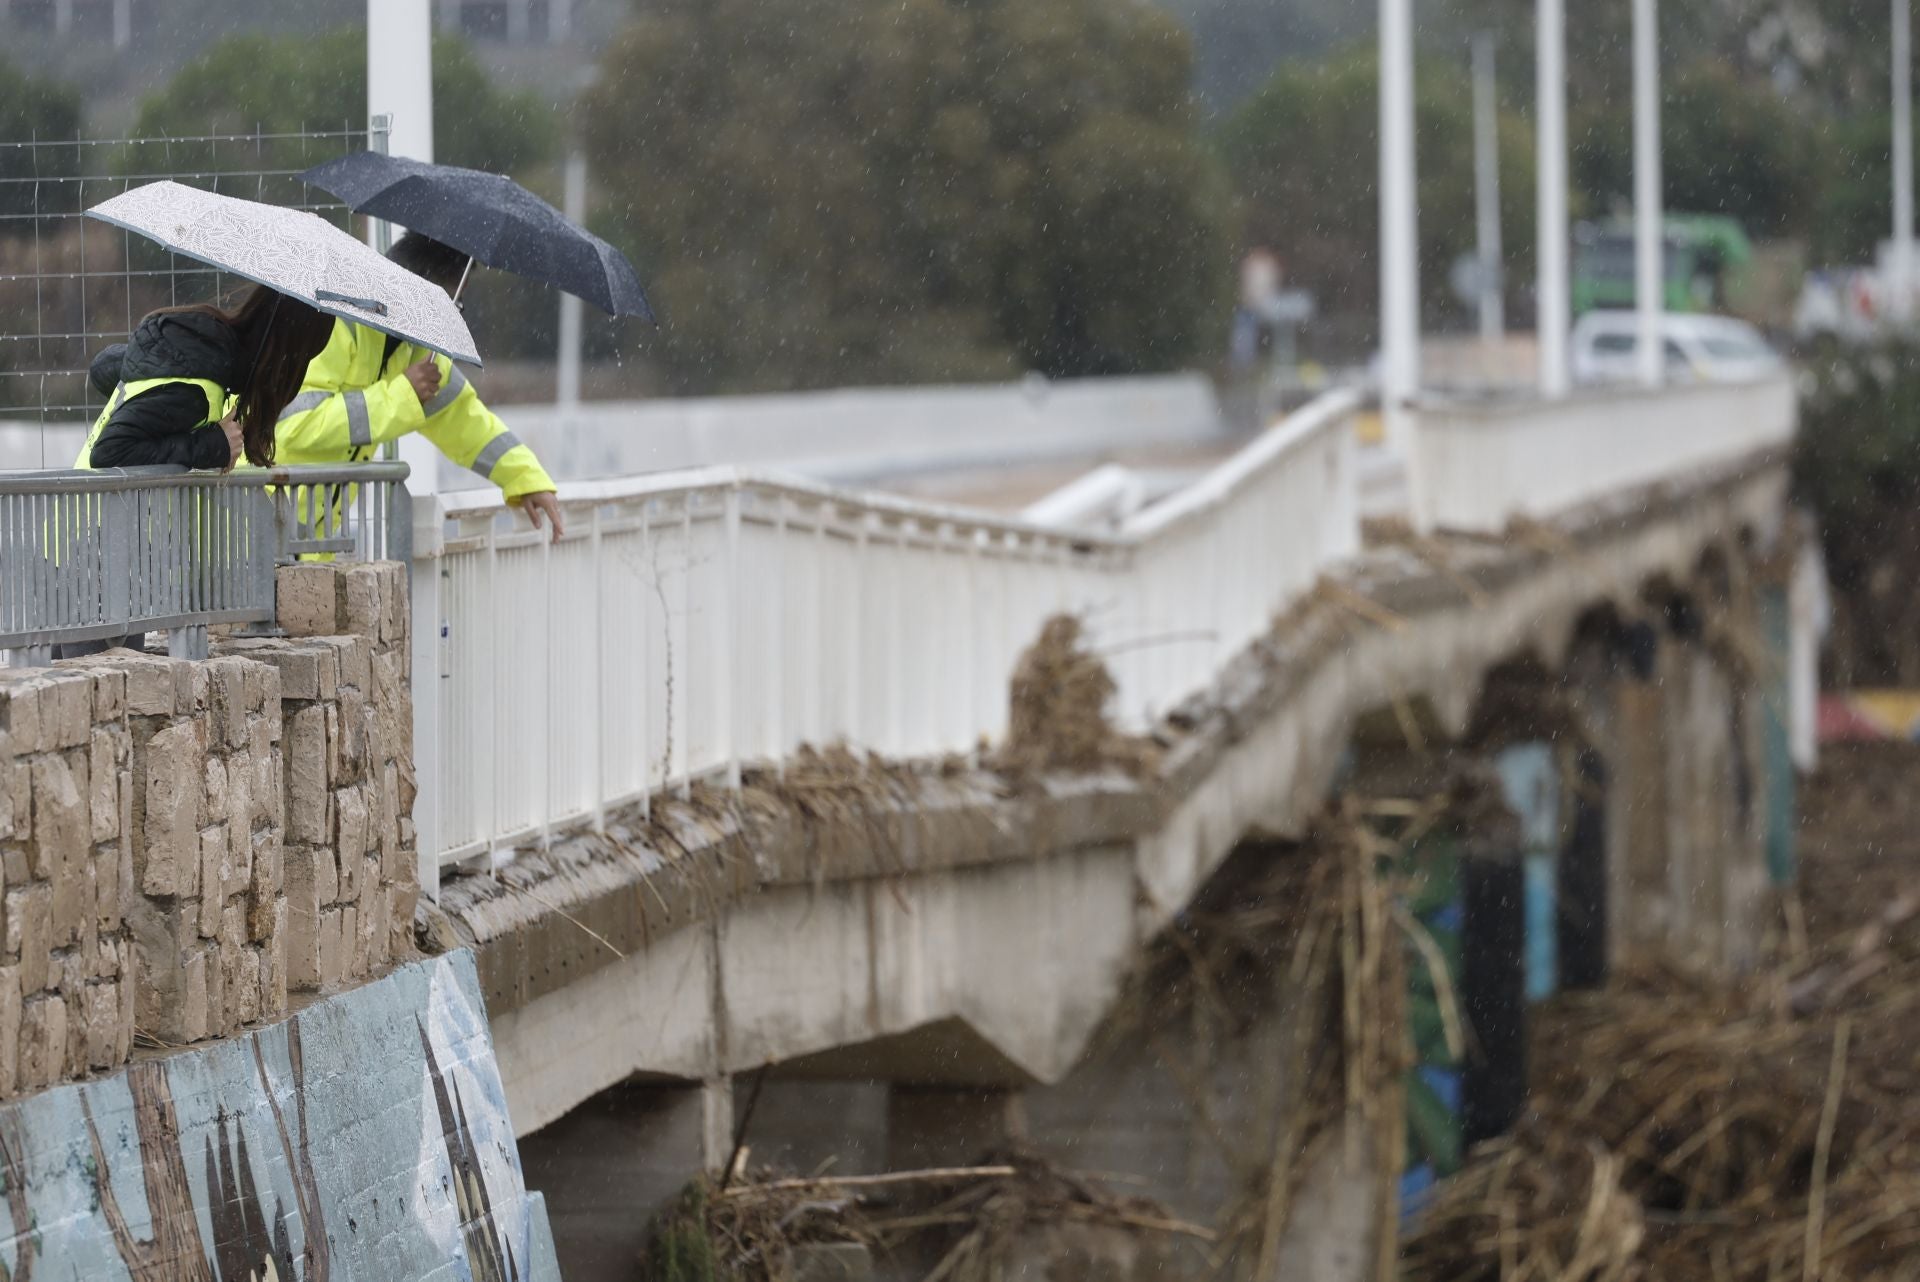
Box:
404, 359, 443, 407
522, 490, 566, 543
219, 416, 243, 473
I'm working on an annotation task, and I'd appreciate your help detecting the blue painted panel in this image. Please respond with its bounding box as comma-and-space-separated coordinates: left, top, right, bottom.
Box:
1760, 585, 1797, 887
1524, 850, 1558, 1001
1399, 1163, 1438, 1223
0, 951, 560, 1281
1416, 1065, 1463, 1115
1497, 742, 1561, 1002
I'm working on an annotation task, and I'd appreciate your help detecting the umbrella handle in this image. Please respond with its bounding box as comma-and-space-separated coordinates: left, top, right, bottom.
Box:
316, 289, 389, 316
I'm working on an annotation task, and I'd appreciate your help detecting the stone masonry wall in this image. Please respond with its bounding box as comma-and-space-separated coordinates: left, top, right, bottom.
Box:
89, 652, 288, 1046
220, 561, 416, 991
0, 559, 414, 1099
0, 667, 137, 1094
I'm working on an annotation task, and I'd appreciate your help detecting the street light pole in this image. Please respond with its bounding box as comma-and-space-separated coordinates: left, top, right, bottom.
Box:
557, 153, 587, 409
1473, 33, 1506, 344
367, 0, 443, 901
1379, 0, 1421, 418
1633, 0, 1664, 387
1536, 0, 1570, 397
1895, 0, 1915, 323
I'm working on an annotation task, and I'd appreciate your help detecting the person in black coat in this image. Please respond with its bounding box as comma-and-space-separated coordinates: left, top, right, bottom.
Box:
76, 283, 335, 471
56, 285, 335, 657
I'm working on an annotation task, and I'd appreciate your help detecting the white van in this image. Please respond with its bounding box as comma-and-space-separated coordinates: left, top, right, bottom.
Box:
1569, 311, 1782, 386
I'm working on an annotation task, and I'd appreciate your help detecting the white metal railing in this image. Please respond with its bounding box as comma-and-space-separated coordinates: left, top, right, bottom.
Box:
1409, 375, 1797, 533
411, 390, 1362, 870
1022, 464, 1149, 532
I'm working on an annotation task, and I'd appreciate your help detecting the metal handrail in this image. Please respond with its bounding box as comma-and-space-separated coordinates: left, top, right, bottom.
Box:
0, 462, 410, 664
0, 461, 408, 495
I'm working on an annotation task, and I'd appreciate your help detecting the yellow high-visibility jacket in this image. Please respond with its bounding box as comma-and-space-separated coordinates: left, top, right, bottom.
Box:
73, 377, 227, 469
274, 317, 555, 502
63, 379, 234, 570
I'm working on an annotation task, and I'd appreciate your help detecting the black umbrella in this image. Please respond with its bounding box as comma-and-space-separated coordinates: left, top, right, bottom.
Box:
298, 151, 654, 322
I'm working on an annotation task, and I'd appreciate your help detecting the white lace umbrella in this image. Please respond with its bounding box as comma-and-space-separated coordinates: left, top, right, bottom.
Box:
87, 180, 481, 365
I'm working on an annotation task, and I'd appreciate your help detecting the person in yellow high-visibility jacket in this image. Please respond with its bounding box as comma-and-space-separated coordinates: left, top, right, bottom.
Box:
274, 231, 565, 541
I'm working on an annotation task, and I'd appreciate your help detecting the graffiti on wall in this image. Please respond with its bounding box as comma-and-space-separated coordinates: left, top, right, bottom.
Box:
0, 951, 558, 1281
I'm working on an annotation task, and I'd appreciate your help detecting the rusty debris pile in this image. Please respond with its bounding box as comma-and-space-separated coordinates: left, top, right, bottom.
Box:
1404, 744, 1920, 1282
638, 1154, 1210, 1282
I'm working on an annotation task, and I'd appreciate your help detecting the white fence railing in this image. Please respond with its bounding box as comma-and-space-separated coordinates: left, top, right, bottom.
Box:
1409, 375, 1798, 533
411, 389, 1362, 870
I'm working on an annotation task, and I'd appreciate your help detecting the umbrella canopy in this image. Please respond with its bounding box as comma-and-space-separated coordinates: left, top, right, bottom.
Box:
87, 180, 482, 365
298, 151, 654, 321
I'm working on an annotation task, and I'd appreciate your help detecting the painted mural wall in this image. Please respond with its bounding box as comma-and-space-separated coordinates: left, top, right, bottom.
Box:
0, 950, 559, 1281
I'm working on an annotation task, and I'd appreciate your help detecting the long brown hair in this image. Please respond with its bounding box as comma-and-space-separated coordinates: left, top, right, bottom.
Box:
159, 284, 334, 466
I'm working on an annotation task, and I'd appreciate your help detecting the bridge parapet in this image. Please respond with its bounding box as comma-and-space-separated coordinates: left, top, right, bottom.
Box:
1409, 376, 1797, 533
411, 391, 1364, 872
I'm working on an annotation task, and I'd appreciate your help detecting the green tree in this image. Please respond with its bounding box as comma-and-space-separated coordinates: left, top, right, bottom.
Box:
120, 26, 559, 358
127, 27, 555, 181
1217, 48, 1538, 331
0, 55, 83, 232
581, 0, 1236, 393
1569, 62, 1820, 242
1795, 343, 1920, 684
1810, 111, 1898, 267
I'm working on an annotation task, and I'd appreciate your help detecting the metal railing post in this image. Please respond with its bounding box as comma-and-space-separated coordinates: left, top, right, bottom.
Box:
589, 503, 606, 831
722, 485, 742, 789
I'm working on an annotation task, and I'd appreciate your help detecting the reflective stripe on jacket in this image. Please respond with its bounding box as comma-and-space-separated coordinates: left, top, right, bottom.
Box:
274, 317, 555, 502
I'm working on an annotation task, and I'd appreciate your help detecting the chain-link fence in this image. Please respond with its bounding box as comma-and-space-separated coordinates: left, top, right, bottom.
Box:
0, 123, 374, 468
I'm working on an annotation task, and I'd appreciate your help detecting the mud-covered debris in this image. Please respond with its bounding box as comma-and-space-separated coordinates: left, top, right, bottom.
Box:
999, 614, 1158, 777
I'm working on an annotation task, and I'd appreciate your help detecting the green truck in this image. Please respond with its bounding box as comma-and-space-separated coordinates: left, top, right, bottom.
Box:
1572, 214, 1754, 315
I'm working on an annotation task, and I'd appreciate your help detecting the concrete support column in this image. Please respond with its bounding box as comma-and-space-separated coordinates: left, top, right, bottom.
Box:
518, 1080, 721, 1282
1560, 637, 1621, 987
1788, 538, 1827, 773
1758, 583, 1798, 889
1620, 596, 1770, 977
52, 0, 71, 37
1663, 639, 1734, 968
1614, 622, 1669, 960
1559, 746, 1610, 989
886, 1086, 1027, 1171
700, 1075, 734, 1174
1460, 843, 1526, 1149
1493, 740, 1560, 1003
